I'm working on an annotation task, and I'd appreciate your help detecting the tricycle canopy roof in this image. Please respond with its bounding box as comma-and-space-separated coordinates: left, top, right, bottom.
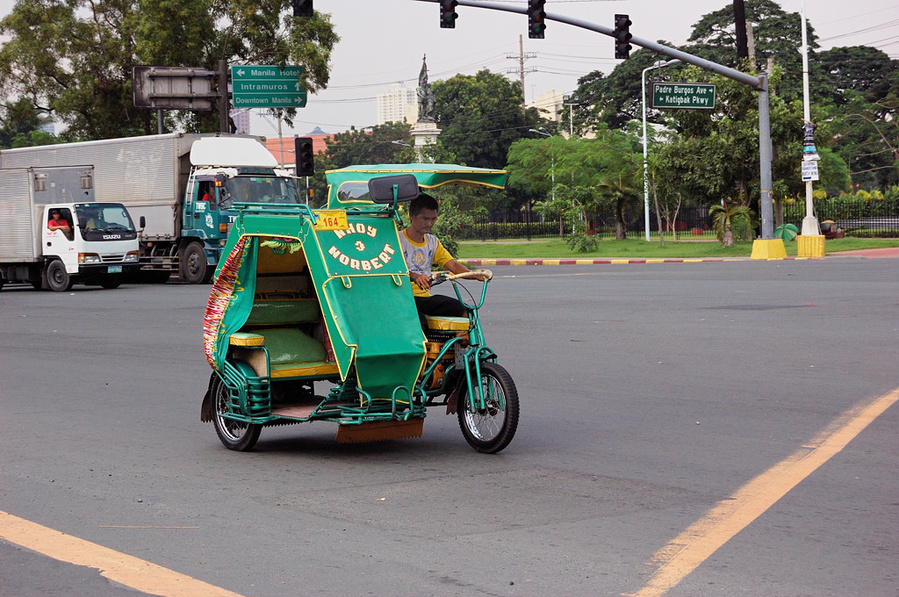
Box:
325, 163, 506, 209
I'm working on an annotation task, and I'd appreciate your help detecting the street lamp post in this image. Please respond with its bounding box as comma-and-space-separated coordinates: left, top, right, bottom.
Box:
642, 59, 680, 241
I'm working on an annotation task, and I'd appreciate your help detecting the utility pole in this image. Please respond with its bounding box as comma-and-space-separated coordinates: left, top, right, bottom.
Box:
796, 0, 825, 257
506, 35, 536, 106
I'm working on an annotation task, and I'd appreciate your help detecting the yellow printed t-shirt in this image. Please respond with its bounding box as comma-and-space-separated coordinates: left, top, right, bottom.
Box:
400, 229, 454, 298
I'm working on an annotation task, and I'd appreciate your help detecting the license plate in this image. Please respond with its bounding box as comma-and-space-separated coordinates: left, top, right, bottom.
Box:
313, 210, 348, 231
108, 265, 122, 274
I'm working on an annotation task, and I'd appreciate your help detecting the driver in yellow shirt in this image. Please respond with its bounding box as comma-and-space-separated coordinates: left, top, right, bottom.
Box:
400, 194, 480, 326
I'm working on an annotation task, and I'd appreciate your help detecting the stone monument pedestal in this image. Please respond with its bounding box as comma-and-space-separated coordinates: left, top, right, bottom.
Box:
411, 120, 441, 161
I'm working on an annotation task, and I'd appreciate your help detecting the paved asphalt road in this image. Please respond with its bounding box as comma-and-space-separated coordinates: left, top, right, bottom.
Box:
1, 257, 897, 597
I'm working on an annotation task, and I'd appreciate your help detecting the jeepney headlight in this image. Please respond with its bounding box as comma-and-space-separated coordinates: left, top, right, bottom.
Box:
79, 253, 101, 264
124, 251, 140, 263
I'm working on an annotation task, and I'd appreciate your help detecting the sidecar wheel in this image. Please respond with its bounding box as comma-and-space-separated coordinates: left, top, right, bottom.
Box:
211, 374, 261, 451
458, 362, 519, 454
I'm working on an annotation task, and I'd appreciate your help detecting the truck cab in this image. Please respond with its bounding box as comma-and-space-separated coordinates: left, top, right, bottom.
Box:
39, 202, 140, 291
176, 137, 304, 284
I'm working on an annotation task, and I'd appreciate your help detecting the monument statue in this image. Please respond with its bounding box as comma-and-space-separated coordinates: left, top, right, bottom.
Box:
417, 55, 436, 123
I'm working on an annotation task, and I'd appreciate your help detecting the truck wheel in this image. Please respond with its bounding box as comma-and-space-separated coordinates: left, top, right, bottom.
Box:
179, 242, 208, 284
46, 260, 74, 292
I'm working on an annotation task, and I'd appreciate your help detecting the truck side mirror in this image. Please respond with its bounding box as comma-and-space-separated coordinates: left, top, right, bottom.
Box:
139, 216, 146, 229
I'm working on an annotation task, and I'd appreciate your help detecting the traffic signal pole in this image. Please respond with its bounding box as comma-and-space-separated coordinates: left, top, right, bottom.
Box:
415, 0, 783, 252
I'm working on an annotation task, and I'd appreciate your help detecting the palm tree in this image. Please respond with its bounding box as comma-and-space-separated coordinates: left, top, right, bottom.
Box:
709, 202, 753, 247
598, 172, 640, 240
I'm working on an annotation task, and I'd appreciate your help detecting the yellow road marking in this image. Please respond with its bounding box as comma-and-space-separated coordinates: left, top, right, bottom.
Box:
0, 511, 243, 597
626, 387, 899, 597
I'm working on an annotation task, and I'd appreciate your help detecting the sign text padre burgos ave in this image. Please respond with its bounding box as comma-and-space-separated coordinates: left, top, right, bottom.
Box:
651, 82, 716, 110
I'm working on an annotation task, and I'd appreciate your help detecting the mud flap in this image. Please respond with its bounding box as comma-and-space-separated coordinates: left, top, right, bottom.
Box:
200, 372, 218, 422
445, 380, 464, 415
335, 419, 424, 444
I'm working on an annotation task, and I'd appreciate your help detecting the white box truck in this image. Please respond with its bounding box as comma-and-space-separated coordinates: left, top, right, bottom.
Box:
0, 166, 140, 291
0, 133, 303, 283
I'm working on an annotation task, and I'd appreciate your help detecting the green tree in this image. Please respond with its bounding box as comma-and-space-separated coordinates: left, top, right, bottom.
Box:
507, 127, 641, 238
304, 122, 414, 207
686, 0, 810, 101
0, 0, 338, 140
0, 97, 54, 148
432, 70, 543, 169
815, 46, 897, 108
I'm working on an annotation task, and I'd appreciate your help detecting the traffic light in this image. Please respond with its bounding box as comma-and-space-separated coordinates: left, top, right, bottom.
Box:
440, 0, 457, 29
613, 14, 632, 59
295, 137, 314, 176
527, 0, 546, 39
292, 0, 312, 17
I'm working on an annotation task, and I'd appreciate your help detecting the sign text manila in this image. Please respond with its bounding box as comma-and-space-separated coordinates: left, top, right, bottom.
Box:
652, 83, 716, 109
231, 65, 307, 108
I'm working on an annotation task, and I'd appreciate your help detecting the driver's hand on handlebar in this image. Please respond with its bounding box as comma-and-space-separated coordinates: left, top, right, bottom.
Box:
410, 271, 432, 291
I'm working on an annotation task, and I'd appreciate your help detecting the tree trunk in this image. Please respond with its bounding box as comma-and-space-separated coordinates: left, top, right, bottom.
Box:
615, 198, 627, 240
722, 224, 735, 247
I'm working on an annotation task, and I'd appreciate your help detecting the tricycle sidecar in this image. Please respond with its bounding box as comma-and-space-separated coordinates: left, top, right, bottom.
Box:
201, 164, 518, 453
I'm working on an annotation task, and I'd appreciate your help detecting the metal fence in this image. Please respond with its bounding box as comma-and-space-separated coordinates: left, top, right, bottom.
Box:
459, 199, 899, 240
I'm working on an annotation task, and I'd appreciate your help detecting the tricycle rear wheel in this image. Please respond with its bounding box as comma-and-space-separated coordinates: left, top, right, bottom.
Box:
211, 373, 262, 451
458, 362, 519, 454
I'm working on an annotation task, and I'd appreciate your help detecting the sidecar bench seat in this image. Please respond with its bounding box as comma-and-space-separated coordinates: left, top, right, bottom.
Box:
229, 299, 340, 379
424, 315, 469, 332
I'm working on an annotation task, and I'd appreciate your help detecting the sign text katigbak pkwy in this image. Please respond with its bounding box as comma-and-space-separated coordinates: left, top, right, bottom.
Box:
230, 65, 307, 108
651, 83, 716, 109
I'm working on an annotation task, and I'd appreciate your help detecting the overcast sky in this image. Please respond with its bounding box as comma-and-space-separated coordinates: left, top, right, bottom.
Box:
2, 0, 897, 137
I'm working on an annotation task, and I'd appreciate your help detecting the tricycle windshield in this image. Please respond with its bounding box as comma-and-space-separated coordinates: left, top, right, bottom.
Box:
335, 182, 371, 204
220, 175, 302, 208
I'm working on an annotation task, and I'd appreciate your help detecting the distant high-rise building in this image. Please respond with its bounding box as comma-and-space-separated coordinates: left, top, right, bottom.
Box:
230, 108, 251, 134
376, 84, 417, 125
529, 90, 565, 124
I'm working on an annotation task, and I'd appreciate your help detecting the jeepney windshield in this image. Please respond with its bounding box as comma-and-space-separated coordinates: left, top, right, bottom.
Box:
220, 175, 302, 208
75, 203, 138, 241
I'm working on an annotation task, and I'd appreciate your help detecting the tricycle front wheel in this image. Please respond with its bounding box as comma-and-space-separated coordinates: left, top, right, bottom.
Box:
211, 374, 262, 451
458, 362, 519, 454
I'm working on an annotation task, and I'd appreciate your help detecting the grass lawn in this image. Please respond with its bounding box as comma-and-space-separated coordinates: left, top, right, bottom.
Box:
456, 236, 899, 260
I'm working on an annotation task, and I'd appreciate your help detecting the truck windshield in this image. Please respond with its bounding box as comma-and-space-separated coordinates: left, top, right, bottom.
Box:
220, 176, 302, 208
75, 203, 138, 241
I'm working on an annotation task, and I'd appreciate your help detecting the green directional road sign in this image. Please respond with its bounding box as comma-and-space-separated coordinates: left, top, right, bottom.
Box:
230, 65, 307, 108
651, 82, 716, 109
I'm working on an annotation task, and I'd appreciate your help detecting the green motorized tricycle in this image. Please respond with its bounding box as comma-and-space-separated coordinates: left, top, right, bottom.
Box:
201, 164, 519, 453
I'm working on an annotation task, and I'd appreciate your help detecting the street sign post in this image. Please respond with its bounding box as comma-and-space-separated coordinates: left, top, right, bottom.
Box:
230, 65, 307, 108
651, 82, 716, 109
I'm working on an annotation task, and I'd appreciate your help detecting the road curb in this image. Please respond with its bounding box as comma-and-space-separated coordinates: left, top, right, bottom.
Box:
462, 257, 818, 266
